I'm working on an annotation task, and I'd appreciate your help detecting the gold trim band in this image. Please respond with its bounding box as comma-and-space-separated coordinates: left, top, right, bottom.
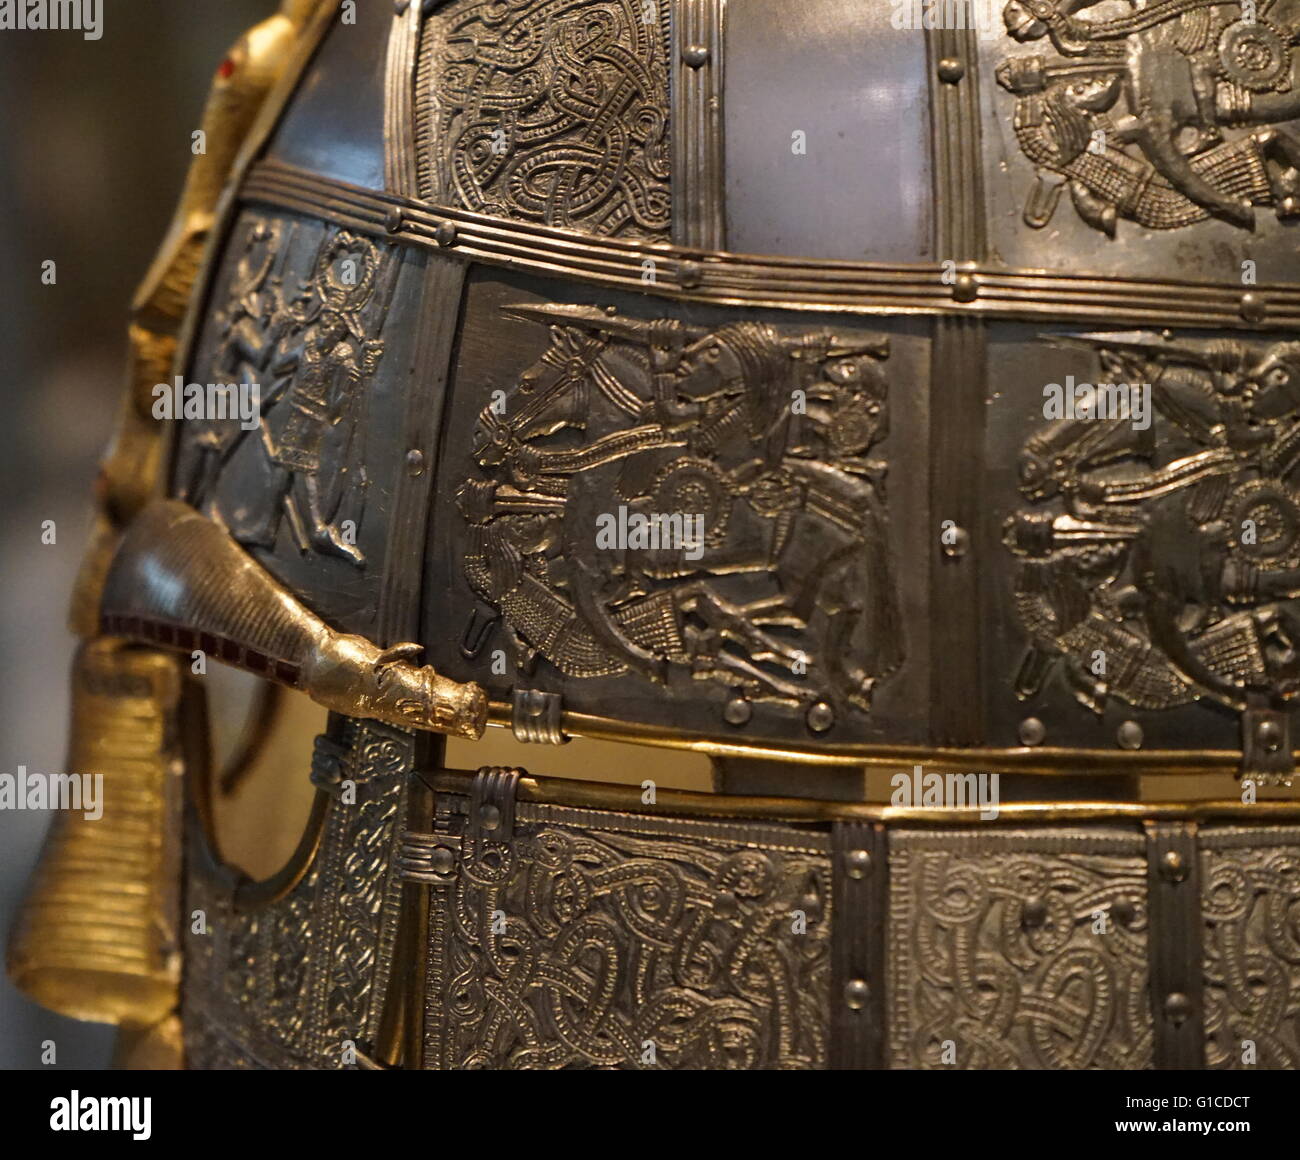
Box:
428, 768, 1300, 826
483, 704, 1285, 777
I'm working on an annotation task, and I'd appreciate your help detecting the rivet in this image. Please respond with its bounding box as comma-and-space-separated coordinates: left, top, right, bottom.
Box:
682, 43, 710, 68
1240, 292, 1266, 323
941, 524, 969, 559
1111, 898, 1136, 927
384, 207, 405, 234
1117, 720, 1143, 750
714, 890, 738, 916
1021, 898, 1048, 928
479, 803, 501, 832
724, 697, 752, 726
1163, 991, 1193, 1025
406, 449, 425, 476
430, 846, 455, 874
1257, 718, 1283, 753
844, 848, 872, 880
435, 220, 458, 247
1160, 849, 1187, 883
844, 979, 870, 1011
807, 700, 835, 733
952, 272, 977, 302
679, 260, 703, 289
1019, 716, 1046, 746
937, 57, 965, 84
394, 0, 409, 14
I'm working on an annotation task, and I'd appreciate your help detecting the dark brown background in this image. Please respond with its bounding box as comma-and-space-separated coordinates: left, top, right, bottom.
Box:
0, 0, 274, 1071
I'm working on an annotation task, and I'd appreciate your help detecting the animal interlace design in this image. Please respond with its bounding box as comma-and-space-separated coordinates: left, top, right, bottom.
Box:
420, 0, 672, 240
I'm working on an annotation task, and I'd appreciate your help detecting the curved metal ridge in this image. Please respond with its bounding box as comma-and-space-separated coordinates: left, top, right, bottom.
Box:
184, 787, 330, 913
243, 159, 1300, 328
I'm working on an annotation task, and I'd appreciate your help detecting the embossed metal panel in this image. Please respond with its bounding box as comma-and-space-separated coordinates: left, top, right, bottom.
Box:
978, 0, 1300, 286
421, 266, 933, 749
27, 0, 1300, 1080
173, 208, 434, 641
887, 827, 1154, 1070
415, 0, 672, 241
979, 322, 1300, 756
418, 782, 833, 1069
1201, 825, 1300, 1068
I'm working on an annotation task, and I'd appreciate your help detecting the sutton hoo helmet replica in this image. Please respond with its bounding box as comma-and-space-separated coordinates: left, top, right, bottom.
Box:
9, 0, 1300, 1071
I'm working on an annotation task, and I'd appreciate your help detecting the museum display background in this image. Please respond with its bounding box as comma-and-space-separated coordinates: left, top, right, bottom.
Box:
0, 0, 274, 1070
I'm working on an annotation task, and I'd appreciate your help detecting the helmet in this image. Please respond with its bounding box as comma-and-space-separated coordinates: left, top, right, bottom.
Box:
11, 0, 1300, 1072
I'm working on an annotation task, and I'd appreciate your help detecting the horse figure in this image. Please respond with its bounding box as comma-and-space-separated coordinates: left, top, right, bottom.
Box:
458, 304, 903, 714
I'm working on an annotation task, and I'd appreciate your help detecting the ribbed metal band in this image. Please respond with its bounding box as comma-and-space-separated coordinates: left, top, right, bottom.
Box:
671, 0, 726, 250
240, 160, 1300, 329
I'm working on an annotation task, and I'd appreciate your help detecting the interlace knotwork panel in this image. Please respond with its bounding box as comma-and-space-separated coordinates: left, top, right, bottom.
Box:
182, 722, 410, 1070
1202, 826, 1300, 1069
416, 0, 672, 240
423, 798, 832, 1069
888, 829, 1152, 1070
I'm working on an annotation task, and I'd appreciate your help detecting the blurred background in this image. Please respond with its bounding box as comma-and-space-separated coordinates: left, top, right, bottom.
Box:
0, 0, 274, 1070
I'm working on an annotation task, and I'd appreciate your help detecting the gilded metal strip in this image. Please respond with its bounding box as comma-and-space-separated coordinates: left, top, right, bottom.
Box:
429, 768, 1300, 827
383, 0, 422, 197
390, 744, 437, 1068
513, 799, 832, 853
830, 821, 887, 1069
671, 0, 725, 249
241, 160, 1300, 328
420, 828, 455, 1067
926, 18, 986, 748
492, 700, 1300, 774
1146, 821, 1206, 1069
376, 254, 466, 646
501, 701, 1299, 774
